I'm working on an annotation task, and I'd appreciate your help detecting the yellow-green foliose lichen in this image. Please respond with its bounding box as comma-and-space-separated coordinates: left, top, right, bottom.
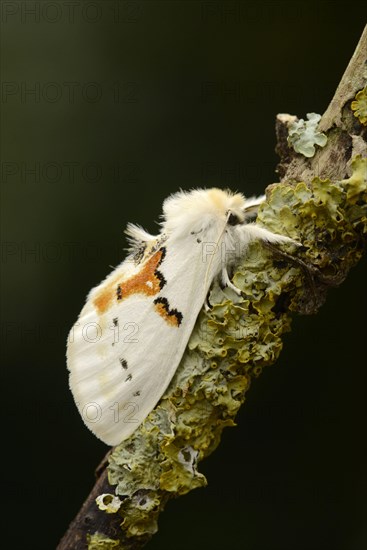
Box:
351, 87, 367, 126
92, 157, 366, 548
260, 157, 366, 272
87, 532, 123, 549
287, 112, 328, 157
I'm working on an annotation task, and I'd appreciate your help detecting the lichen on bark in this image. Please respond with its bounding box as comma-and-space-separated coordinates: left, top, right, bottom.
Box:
87, 533, 123, 549
99, 156, 366, 548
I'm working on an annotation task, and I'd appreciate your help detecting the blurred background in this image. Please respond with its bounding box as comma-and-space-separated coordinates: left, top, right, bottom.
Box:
1, 2, 366, 549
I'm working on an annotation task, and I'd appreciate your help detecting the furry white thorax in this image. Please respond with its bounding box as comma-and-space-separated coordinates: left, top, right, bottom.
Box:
162, 188, 246, 239
164, 188, 298, 294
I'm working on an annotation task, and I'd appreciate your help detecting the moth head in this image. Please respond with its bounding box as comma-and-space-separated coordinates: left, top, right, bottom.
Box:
226, 210, 245, 226
162, 188, 247, 237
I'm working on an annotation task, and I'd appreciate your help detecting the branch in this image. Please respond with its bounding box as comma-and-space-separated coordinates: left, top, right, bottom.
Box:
58, 26, 367, 550
275, 24, 367, 184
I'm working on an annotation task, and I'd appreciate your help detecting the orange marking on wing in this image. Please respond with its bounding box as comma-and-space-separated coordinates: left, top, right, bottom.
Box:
93, 249, 166, 314
93, 286, 115, 315
154, 303, 180, 327
153, 297, 183, 328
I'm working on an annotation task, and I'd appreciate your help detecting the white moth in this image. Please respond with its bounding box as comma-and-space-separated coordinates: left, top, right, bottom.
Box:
67, 188, 297, 445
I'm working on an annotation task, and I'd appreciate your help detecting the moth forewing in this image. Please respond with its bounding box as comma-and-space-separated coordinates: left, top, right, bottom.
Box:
67, 229, 222, 445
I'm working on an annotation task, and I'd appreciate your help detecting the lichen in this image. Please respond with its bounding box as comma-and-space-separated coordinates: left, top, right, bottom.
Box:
287, 112, 328, 157
87, 533, 123, 549
96, 157, 366, 547
351, 87, 367, 126
96, 494, 122, 514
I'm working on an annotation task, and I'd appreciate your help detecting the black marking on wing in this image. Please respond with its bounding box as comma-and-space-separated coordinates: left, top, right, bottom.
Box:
125, 373, 132, 382
133, 390, 141, 396
120, 358, 128, 370
153, 296, 183, 326
153, 246, 167, 289
158, 246, 166, 261
155, 269, 166, 289
116, 285, 122, 300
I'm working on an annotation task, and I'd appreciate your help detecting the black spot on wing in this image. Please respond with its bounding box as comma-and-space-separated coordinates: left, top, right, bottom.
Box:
159, 246, 166, 261
120, 358, 128, 370
153, 246, 167, 289
155, 269, 166, 289
116, 285, 122, 300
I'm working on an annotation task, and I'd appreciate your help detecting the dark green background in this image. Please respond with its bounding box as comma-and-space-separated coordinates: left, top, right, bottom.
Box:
1, 2, 366, 549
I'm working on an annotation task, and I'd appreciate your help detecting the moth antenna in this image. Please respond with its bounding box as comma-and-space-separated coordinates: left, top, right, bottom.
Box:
203, 217, 228, 295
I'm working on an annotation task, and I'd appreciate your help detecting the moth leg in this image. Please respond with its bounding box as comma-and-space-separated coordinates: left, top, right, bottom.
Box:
245, 223, 301, 247
222, 266, 242, 295
244, 223, 319, 304
261, 240, 317, 302
263, 239, 345, 289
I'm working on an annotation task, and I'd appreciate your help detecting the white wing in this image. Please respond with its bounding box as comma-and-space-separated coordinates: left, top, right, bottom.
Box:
67, 231, 214, 446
